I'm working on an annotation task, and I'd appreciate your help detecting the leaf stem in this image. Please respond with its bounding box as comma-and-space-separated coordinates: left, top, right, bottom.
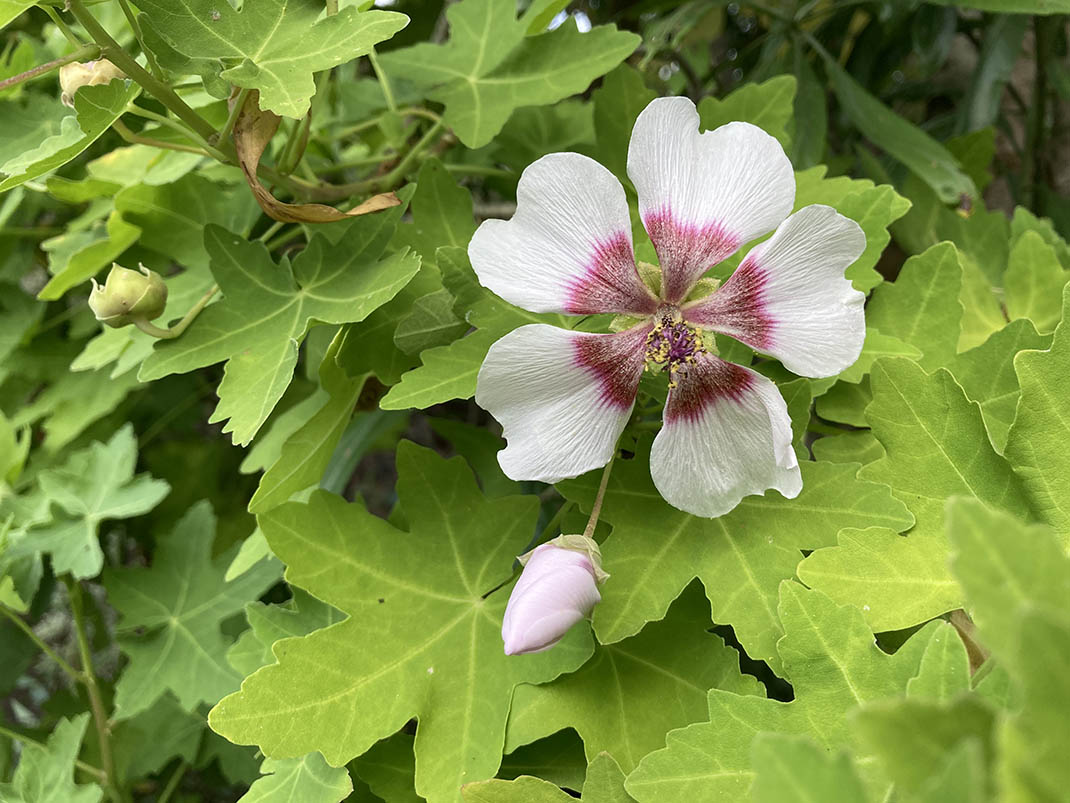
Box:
40, 5, 85, 47
66, 0, 220, 144
583, 458, 614, 540
111, 119, 210, 156
219, 88, 251, 144
0, 603, 82, 684
115, 0, 163, 80
0, 723, 107, 781
124, 104, 230, 162
133, 284, 219, 339
368, 48, 397, 112
157, 760, 188, 803
0, 43, 100, 93
65, 577, 119, 803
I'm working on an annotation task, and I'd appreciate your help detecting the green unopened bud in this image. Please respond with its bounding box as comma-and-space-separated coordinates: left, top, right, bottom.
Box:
59, 59, 126, 107
89, 264, 168, 328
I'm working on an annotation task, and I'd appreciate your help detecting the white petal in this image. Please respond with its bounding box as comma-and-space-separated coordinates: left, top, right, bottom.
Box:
650, 354, 801, 518
468, 152, 658, 316
627, 97, 795, 303
475, 324, 649, 483
684, 205, 866, 378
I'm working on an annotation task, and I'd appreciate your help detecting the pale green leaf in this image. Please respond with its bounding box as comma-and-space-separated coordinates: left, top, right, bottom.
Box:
140, 198, 420, 444
625, 584, 936, 802
866, 242, 963, 371
112, 694, 205, 783
947, 317, 1050, 452
948, 498, 1070, 803
810, 358, 1033, 630
851, 696, 995, 795
1004, 285, 1070, 532
0, 715, 101, 803
749, 734, 867, 803
463, 753, 634, 803
115, 174, 261, 270
209, 443, 594, 803
248, 332, 368, 513
136, 0, 408, 118
0, 2, 33, 30
0, 80, 141, 193
791, 166, 911, 293
7, 425, 169, 579
558, 450, 913, 669
37, 209, 141, 300
379, 0, 638, 148
104, 500, 280, 718
811, 431, 884, 466
238, 754, 353, 803
906, 621, 972, 702
697, 75, 795, 147
505, 586, 762, 772
797, 527, 961, 633
1004, 230, 1069, 334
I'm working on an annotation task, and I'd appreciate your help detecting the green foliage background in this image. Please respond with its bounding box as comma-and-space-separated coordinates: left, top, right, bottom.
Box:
1, 1, 1069, 801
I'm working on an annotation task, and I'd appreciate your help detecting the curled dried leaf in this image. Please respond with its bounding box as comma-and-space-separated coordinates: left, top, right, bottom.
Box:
232, 91, 399, 223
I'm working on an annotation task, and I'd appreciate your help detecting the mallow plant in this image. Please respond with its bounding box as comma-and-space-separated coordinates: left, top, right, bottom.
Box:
0, 2, 1068, 803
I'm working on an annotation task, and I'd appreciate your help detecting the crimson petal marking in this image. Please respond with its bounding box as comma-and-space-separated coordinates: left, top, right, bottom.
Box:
682, 252, 776, 350
468, 152, 657, 317
682, 205, 866, 378
651, 353, 800, 518
573, 323, 653, 410
565, 232, 659, 316
475, 324, 649, 484
643, 208, 742, 304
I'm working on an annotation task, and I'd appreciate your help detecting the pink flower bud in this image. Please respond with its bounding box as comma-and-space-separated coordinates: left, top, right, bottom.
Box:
501, 536, 606, 656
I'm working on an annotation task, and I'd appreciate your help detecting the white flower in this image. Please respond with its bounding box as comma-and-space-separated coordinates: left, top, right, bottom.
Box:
471, 97, 866, 518
501, 537, 605, 655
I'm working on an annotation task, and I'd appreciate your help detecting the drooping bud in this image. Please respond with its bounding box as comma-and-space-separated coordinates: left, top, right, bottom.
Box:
501, 535, 608, 656
59, 59, 126, 107
88, 264, 168, 328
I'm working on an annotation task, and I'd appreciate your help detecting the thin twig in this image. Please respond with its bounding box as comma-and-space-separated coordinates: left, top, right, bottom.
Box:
0, 43, 100, 93
0, 604, 82, 684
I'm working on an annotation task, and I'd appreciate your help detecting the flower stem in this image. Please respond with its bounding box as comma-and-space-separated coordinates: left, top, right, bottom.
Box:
583, 458, 615, 540
0, 603, 82, 684
64, 578, 120, 803
0, 43, 100, 93
134, 284, 218, 339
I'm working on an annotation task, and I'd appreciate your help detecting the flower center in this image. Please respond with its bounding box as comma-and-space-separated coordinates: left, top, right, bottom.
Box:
644, 306, 708, 387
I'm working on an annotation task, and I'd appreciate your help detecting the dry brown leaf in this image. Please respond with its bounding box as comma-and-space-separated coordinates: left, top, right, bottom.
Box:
232, 91, 399, 223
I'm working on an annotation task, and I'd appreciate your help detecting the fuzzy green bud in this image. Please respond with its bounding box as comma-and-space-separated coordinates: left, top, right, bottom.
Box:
88, 264, 168, 328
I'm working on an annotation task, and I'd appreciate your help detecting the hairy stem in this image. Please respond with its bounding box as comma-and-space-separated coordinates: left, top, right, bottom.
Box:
134, 284, 219, 340
65, 578, 120, 803
0, 43, 100, 93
